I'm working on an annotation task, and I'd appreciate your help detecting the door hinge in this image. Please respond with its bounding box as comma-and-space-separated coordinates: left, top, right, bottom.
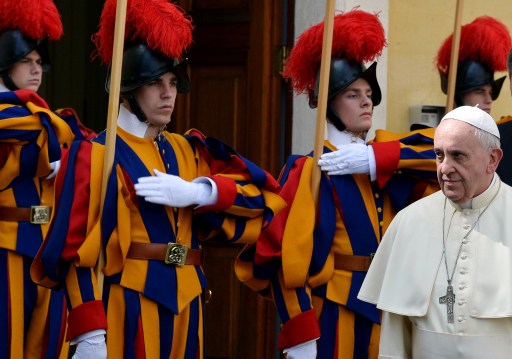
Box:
275, 45, 290, 76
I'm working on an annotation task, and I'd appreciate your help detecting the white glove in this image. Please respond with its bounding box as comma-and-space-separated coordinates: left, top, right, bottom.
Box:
318, 143, 376, 179
134, 169, 218, 208
45, 159, 61, 179
72, 330, 106, 359
284, 339, 317, 359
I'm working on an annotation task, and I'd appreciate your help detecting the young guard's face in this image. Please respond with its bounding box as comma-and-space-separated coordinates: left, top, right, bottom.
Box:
136, 71, 178, 129
461, 84, 493, 114
8, 50, 43, 92
331, 78, 373, 133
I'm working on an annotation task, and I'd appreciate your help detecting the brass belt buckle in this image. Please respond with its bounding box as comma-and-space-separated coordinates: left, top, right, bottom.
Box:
30, 206, 50, 224
165, 243, 188, 266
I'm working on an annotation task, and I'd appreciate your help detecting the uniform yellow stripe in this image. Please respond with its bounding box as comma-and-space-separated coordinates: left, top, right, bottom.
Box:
8, 251, 24, 358
170, 303, 190, 358
25, 286, 51, 357
277, 271, 304, 318
140, 293, 160, 359
106, 285, 126, 357
337, 306, 355, 359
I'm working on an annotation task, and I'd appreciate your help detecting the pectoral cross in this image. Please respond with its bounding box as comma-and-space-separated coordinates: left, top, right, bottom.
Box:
439, 284, 455, 323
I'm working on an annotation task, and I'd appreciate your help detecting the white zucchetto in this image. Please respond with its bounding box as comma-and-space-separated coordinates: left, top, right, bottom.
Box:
441, 105, 500, 139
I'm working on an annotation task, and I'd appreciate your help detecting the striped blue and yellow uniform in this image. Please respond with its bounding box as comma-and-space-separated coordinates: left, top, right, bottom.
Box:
0, 89, 74, 359
236, 128, 439, 359
32, 127, 284, 359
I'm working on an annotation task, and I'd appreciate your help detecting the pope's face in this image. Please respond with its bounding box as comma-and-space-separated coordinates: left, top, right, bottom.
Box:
434, 119, 500, 204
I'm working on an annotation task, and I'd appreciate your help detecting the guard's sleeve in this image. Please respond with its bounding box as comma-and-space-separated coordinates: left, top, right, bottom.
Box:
369, 128, 437, 189
56, 107, 98, 141
31, 139, 107, 341
186, 130, 285, 244
0, 90, 74, 189
236, 155, 320, 349
236, 155, 315, 284
272, 270, 320, 350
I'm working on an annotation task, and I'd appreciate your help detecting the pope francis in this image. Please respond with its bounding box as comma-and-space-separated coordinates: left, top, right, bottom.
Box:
358, 106, 512, 358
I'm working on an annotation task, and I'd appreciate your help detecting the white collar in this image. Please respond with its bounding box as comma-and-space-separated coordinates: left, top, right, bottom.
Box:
117, 104, 150, 138
0, 83, 9, 93
326, 122, 366, 146
453, 173, 500, 210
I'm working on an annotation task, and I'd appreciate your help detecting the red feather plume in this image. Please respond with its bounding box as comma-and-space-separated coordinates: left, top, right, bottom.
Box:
92, 0, 194, 64
436, 16, 511, 75
282, 9, 386, 95
0, 0, 63, 40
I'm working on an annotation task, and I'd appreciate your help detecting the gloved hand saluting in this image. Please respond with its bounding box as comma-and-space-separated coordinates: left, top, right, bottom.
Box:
134, 169, 218, 208
318, 143, 376, 180
72, 330, 106, 359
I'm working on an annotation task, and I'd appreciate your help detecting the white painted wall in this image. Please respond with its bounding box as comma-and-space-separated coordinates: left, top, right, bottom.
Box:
291, 0, 390, 154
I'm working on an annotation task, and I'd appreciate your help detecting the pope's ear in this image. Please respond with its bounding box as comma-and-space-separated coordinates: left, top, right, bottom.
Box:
489, 147, 503, 173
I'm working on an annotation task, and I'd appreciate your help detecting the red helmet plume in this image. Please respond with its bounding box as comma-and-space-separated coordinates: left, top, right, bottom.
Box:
0, 0, 63, 41
282, 9, 386, 95
92, 0, 194, 64
436, 16, 511, 76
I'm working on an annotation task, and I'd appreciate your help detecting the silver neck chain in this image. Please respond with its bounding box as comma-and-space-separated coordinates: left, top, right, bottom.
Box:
442, 183, 500, 285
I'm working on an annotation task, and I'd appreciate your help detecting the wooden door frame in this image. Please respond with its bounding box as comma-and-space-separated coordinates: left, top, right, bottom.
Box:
175, 0, 293, 178
174, 1, 295, 357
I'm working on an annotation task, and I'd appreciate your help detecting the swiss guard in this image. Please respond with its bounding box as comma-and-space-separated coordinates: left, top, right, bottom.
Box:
31, 0, 284, 358
0, 0, 74, 358
235, 8, 439, 359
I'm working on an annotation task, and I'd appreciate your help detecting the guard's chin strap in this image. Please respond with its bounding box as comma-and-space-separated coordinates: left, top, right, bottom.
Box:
1, 72, 18, 91
124, 92, 147, 123
455, 94, 464, 108
326, 102, 346, 132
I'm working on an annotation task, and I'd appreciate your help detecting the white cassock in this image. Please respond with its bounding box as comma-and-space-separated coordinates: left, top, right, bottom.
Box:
358, 174, 512, 359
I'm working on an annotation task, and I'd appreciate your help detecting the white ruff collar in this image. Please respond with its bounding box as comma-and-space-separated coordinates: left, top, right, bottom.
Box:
326, 122, 366, 146
117, 104, 149, 138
